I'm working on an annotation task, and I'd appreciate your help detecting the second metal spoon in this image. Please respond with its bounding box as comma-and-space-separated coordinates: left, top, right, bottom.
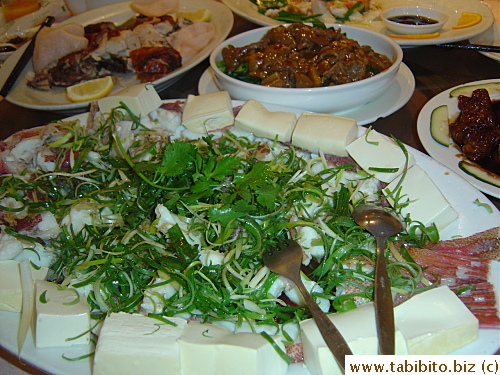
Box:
262, 240, 353, 372
352, 203, 405, 355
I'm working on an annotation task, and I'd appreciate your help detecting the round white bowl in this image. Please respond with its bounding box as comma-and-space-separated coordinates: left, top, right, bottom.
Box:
381, 7, 448, 35
209, 24, 403, 114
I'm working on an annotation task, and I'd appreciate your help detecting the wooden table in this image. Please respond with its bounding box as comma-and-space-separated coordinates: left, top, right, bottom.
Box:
0, 11, 499, 375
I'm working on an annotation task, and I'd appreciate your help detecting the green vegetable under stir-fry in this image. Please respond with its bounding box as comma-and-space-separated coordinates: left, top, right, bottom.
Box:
251, 0, 369, 24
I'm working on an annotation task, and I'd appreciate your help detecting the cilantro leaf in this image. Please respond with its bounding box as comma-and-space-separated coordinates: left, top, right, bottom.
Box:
208, 200, 255, 226
158, 141, 197, 178
209, 156, 241, 181
256, 185, 280, 210
235, 161, 273, 190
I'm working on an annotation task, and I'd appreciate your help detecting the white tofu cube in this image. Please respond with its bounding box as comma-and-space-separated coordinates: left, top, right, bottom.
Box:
394, 286, 479, 354
291, 113, 358, 157
178, 321, 232, 375
179, 321, 288, 375
383, 165, 458, 231
234, 99, 297, 142
182, 91, 234, 133
215, 332, 289, 375
345, 130, 415, 182
98, 83, 162, 118
34, 280, 90, 348
93, 312, 187, 375
300, 303, 408, 375
0, 261, 47, 312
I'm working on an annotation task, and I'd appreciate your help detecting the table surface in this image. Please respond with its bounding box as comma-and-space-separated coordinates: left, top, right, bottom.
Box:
0, 2, 499, 374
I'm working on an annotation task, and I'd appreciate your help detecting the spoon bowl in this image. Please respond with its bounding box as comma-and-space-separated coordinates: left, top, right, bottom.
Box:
352, 203, 405, 355
262, 240, 352, 371
353, 204, 405, 239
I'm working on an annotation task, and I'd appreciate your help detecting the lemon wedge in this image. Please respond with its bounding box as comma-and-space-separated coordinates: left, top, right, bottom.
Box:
388, 32, 440, 39
452, 12, 482, 29
177, 9, 211, 22
66, 76, 115, 103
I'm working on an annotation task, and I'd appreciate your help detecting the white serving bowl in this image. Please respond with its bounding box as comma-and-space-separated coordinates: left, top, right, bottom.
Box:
209, 24, 403, 114
381, 7, 448, 35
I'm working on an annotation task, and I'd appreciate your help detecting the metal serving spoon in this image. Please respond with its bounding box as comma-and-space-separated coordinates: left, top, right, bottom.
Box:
262, 240, 353, 372
352, 203, 405, 355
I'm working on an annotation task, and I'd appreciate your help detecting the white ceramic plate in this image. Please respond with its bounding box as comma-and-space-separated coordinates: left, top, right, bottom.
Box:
0, 29, 35, 63
0, 0, 233, 113
198, 63, 415, 126
417, 79, 500, 199
221, 0, 494, 46
470, 23, 500, 62
0, 100, 499, 375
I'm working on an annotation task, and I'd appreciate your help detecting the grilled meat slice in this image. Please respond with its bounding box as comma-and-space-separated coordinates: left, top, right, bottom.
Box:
130, 46, 182, 82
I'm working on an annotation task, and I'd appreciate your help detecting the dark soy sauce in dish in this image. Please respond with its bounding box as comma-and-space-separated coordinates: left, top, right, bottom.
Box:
387, 15, 439, 25
0, 45, 16, 53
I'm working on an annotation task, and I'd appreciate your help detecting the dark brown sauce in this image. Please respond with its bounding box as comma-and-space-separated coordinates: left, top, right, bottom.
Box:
387, 15, 439, 25
477, 99, 500, 176
0, 36, 31, 54
6, 36, 31, 46
0, 45, 16, 53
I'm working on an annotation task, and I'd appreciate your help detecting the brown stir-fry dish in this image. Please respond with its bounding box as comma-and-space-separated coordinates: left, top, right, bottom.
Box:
449, 88, 500, 175
221, 23, 393, 88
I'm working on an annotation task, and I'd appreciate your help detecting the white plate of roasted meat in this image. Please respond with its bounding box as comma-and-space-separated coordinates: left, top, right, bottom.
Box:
0, 0, 233, 112
417, 79, 500, 198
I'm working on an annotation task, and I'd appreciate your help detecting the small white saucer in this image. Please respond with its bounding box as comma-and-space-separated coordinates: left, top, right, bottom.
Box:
198, 63, 415, 126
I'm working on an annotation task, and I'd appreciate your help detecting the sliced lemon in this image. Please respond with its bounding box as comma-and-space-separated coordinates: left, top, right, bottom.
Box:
388, 32, 440, 39
177, 9, 211, 22
66, 76, 115, 103
452, 12, 482, 29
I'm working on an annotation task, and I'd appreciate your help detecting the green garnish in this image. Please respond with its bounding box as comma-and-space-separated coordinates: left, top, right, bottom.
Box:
364, 127, 379, 145
39, 290, 49, 304
0, 104, 436, 342
335, 1, 365, 22
270, 10, 324, 26
260, 331, 293, 365
368, 167, 399, 173
59, 287, 81, 306
473, 198, 493, 213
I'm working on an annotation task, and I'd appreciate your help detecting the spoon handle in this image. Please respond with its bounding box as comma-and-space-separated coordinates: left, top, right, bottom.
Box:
294, 276, 353, 372
374, 236, 395, 355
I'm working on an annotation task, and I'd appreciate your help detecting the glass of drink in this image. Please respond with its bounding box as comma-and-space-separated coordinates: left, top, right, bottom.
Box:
1, 0, 41, 22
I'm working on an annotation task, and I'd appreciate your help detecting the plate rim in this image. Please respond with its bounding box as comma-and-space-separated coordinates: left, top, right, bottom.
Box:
470, 23, 500, 62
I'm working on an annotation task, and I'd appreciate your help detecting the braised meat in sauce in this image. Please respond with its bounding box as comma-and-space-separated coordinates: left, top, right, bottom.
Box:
449, 88, 500, 175
221, 23, 393, 88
